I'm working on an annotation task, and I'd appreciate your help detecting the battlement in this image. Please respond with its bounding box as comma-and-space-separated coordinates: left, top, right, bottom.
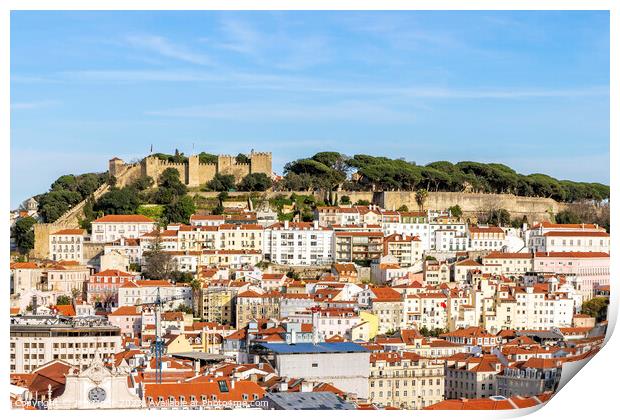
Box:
112, 151, 273, 188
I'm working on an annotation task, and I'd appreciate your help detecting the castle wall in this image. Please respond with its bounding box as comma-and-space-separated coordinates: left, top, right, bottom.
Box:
378, 191, 565, 221
197, 163, 218, 186
127, 153, 273, 187
191, 190, 562, 222
217, 155, 251, 182
141, 157, 187, 185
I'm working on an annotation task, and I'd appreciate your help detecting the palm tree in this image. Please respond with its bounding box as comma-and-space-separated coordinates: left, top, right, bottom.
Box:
415, 189, 429, 212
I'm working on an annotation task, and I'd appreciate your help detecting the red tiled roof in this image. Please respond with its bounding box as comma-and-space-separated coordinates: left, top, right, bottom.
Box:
543, 231, 609, 237
93, 214, 156, 223
51, 229, 85, 235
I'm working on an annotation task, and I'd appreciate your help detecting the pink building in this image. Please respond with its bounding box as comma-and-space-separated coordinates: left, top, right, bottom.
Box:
533, 252, 610, 300
108, 306, 142, 336
87, 269, 136, 305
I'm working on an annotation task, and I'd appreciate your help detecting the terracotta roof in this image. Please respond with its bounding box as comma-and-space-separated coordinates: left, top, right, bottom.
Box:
49, 304, 76, 317
144, 380, 265, 403
51, 228, 86, 235
371, 287, 402, 302
543, 231, 609, 237
110, 306, 141, 316
93, 269, 133, 277
534, 252, 609, 258
10, 262, 38, 269
93, 214, 156, 223
484, 252, 532, 259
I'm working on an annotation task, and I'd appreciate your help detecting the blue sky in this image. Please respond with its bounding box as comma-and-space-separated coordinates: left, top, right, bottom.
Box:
10, 11, 609, 208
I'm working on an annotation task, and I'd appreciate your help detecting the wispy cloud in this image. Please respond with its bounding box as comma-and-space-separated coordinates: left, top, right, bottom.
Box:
205, 17, 330, 70
52, 68, 609, 100
11, 100, 60, 110
145, 100, 413, 123
125, 34, 213, 66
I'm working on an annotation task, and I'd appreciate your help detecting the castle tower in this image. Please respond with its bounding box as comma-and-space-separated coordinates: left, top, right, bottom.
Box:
187, 155, 200, 187
108, 157, 125, 177
250, 151, 272, 177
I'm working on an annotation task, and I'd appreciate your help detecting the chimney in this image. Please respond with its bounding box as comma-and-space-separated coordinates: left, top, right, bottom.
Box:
313, 220, 319, 229
284, 220, 289, 229
291, 330, 297, 345
279, 381, 288, 392
230, 379, 236, 389
194, 360, 200, 375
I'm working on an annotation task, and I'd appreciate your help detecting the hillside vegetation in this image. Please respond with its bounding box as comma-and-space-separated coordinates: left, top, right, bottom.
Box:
280, 152, 609, 202
32, 151, 609, 226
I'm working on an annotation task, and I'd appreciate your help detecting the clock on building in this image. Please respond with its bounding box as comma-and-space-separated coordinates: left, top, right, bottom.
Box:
88, 387, 107, 403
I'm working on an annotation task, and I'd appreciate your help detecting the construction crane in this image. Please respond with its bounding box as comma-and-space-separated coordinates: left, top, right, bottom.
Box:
131, 286, 188, 384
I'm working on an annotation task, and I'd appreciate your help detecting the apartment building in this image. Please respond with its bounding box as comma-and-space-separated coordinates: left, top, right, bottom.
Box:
49, 228, 86, 263
263, 221, 334, 266
481, 252, 534, 276
117, 280, 192, 310
369, 352, 445, 409
46, 262, 90, 295
198, 287, 236, 325
533, 251, 610, 300
235, 290, 281, 329
527, 221, 607, 252
333, 231, 384, 263
468, 226, 506, 251
87, 269, 135, 305
444, 353, 504, 399
91, 214, 157, 243
10, 317, 122, 373
383, 233, 423, 267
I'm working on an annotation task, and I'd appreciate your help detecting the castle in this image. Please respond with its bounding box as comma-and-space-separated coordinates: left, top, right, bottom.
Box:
109, 151, 272, 188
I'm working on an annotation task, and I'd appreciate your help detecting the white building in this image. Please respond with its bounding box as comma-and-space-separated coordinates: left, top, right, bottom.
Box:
527, 222, 608, 253
91, 215, 157, 243
468, 226, 507, 251
263, 221, 334, 266
117, 280, 192, 310
49, 229, 86, 263
10, 317, 122, 373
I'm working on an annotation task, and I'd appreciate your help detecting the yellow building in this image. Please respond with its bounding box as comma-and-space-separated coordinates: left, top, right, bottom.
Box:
235, 290, 281, 329
199, 287, 235, 325
369, 352, 445, 409
359, 311, 379, 339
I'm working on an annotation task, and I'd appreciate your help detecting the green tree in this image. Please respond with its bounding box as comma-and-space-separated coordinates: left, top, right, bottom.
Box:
56, 295, 71, 305
94, 187, 141, 215
142, 231, 177, 280
198, 152, 218, 164
340, 195, 351, 205
235, 153, 251, 164
176, 303, 194, 315
449, 205, 463, 218
205, 173, 236, 192
158, 168, 187, 197
164, 195, 196, 224
38, 190, 82, 222
397, 205, 409, 212
237, 173, 273, 192
487, 209, 511, 226
171, 271, 195, 283
131, 176, 154, 191
12, 217, 37, 253
415, 189, 428, 211
555, 210, 582, 224
581, 297, 609, 322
